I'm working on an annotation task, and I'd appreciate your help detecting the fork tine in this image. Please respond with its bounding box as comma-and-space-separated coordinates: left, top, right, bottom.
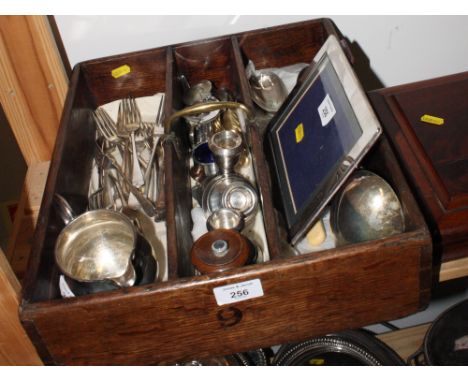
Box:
93, 110, 111, 140
116, 100, 127, 136
97, 109, 112, 134
120, 98, 127, 126
100, 108, 116, 131
130, 96, 141, 124
94, 108, 121, 144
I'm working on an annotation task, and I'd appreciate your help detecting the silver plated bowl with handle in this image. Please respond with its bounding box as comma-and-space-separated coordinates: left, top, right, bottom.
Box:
54, 194, 137, 288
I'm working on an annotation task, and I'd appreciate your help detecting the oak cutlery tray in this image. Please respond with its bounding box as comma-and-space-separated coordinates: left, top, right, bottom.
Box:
20, 18, 431, 365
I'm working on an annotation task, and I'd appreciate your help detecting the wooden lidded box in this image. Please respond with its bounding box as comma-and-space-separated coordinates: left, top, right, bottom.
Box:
369, 72, 468, 263
20, 18, 432, 365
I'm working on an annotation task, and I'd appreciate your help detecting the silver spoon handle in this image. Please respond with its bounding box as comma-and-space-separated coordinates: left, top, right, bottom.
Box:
130, 131, 145, 188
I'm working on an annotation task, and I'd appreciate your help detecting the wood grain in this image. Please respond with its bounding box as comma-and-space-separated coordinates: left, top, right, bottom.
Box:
22, 232, 428, 365
0, 248, 42, 365
439, 257, 468, 282
0, 16, 68, 165
6, 161, 50, 281
378, 324, 429, 361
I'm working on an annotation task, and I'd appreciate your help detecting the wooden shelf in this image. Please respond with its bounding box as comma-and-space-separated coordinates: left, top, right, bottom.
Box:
377, 324, 429, 361
439, 257, 468, 282
6, 161, 50, 281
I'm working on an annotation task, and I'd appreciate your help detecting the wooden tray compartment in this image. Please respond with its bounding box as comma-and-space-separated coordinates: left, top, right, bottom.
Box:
166, 36, 254, 277
20, 18, 432, 365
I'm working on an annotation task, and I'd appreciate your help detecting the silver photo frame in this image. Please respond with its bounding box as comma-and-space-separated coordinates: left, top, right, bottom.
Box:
266, 35, 382, 245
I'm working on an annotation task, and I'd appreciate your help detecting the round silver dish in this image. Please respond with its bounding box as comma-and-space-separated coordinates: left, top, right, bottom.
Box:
222, 181, 258, 219
207, 208, 244, 231
202, 174, 258, 222
331, 170, 405, 244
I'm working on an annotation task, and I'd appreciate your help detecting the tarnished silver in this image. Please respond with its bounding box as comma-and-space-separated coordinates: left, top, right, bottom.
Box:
184, 96, 221, 147
331, 170, 405, 244
208, 130, 243, 175
88, 187, 104, 210
249, 71, 288, 113
207, 208, 244, 232
211, 239, 229, 257
180, 76, 213, 106
54, 195, 137, 288
93, 108, 122, 145
144, 94, 165, 197
222, 181, 258, 222
117, 97, 145, 188
100, 151, 158, 218
202, 173, 258, 223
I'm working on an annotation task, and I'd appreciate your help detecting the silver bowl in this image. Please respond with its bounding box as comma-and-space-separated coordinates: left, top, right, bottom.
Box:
202, 174, 258, 223
207, 208, 244, 231
55, 208, 137, 287
331, 170, 405, 244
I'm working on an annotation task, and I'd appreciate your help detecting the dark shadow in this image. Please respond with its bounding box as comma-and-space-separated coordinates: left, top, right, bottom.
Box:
345, 38, 386, 92
0, 104, 28, 256
47, 16, 72, 78
432, 276, 468, 300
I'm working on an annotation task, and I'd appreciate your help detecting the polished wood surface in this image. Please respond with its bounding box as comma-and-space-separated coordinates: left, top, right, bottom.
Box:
369, 72, 468, 262
191, 229, 251, 274
394, 78, 468, 204
19, 19, 433, 365
0, 16, 68, 165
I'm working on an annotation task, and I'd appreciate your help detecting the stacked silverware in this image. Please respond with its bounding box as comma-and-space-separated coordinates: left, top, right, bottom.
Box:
91, 95, 165, 220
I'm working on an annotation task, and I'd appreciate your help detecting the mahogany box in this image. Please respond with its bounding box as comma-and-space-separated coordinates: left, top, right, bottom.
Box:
20, 18, 432, 365
369, 72, 468, 264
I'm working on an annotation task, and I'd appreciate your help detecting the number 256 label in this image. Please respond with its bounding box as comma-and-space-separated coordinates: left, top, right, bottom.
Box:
213, 279, 264, 306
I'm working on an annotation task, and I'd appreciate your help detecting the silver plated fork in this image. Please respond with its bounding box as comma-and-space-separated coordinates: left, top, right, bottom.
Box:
117, 97, 145, 188
93, 108, 122, 145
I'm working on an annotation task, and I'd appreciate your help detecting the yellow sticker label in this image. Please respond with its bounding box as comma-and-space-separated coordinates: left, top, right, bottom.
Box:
111, 65, 131, 79
308, 358, 325, 366
421, 114, 444, 126
295, 123, 305, 143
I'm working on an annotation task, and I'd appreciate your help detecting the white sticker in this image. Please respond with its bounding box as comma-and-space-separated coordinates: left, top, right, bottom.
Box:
213, 279, 264, 306
318, 94, 336, 126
